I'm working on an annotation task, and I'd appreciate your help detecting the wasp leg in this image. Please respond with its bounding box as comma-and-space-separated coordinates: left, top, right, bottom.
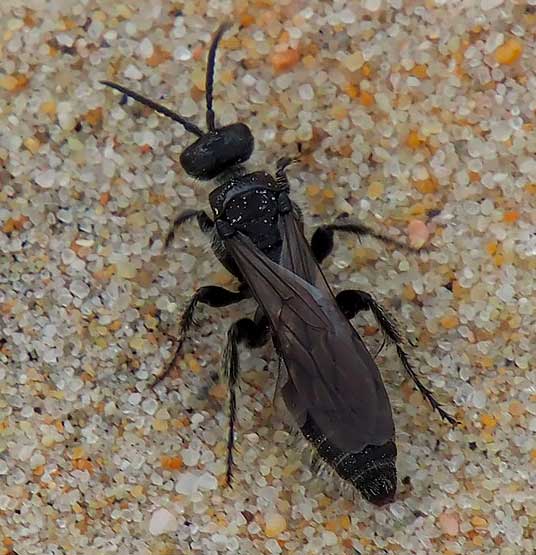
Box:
335, 289, 457, 425
310, 220, 418, 265
309, 226, 335, 265
223, 315, 270, 485
275, 156, 299, 190
152, 285, 248, 388
164, 209, 214, 250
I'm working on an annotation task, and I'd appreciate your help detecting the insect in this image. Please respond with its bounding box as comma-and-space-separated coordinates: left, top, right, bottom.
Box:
101, 23, 456, 504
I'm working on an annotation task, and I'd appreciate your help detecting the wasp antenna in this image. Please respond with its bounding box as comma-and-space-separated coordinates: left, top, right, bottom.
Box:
205, 22, 232, 132
100, 80, 204, 137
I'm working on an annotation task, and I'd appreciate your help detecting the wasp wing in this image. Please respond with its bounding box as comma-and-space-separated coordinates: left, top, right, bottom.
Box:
278, 207, 333, 295
223, 230, 394, 452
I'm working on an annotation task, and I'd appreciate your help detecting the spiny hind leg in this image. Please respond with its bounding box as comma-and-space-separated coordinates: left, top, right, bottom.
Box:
223, 315, 270, 485
153, 285, 248, 388
335, 289, 457, 425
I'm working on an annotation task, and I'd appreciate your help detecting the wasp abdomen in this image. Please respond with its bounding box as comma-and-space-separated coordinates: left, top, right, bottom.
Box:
301, 415, 397, 506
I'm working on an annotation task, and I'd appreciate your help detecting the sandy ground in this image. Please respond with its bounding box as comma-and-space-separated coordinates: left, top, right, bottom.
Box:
1, 1, 535, 554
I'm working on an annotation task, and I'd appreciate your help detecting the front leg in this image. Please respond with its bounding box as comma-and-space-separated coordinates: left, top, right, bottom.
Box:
165, 209, 214, 249
152, 285, 249, 387
275, 156, 298, 190
336, 289, 457, 425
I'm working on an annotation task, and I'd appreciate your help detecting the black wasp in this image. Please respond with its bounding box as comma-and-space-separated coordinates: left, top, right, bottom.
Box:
101, 23, 456, 505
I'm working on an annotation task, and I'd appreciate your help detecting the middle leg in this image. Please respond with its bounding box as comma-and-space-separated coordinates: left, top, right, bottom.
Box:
310, 220, 419, 265
223, 314, 270, 485
336, 289, 457, 425
152, 285, 249, 387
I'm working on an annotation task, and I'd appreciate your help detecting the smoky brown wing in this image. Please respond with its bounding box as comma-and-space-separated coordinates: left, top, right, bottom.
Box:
277, 292, 394, 451
223, 231, 394, 452
279, 206, 332, 294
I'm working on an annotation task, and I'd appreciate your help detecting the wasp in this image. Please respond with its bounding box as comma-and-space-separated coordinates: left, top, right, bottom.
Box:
101, 23, 456, 505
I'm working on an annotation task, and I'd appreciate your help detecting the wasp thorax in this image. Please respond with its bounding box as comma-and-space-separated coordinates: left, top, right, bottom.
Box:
180, 123, 254, 180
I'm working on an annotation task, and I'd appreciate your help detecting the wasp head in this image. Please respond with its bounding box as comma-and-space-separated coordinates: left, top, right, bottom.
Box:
180, 123, 254, 180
